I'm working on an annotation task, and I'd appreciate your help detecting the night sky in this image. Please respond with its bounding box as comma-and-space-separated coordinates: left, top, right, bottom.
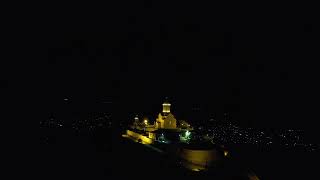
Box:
42, 2, 319, 131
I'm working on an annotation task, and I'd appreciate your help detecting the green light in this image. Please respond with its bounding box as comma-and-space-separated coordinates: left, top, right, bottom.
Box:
185, 130, 191, 137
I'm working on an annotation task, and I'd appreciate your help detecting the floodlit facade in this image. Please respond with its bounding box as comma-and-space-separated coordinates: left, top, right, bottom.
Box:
155, 112, 177, 129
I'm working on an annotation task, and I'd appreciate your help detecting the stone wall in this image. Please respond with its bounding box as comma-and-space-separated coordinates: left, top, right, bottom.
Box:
179, 148, 222, 169
127, 130, 153, 144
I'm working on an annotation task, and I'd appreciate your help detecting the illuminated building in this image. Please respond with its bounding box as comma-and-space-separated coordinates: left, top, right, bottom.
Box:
126, 98, 192, 144
123, 99, 259, 177
155, 98, 177, 129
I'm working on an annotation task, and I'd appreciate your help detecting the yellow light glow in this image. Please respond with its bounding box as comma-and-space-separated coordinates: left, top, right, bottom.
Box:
224, 151, 229, 157
144, 119, 148, 124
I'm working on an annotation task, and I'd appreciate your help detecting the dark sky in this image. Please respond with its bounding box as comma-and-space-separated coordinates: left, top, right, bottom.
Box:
42, 2, 319, 130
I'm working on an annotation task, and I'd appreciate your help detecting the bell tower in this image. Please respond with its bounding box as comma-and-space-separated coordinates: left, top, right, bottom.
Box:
162, 97, 171, 114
